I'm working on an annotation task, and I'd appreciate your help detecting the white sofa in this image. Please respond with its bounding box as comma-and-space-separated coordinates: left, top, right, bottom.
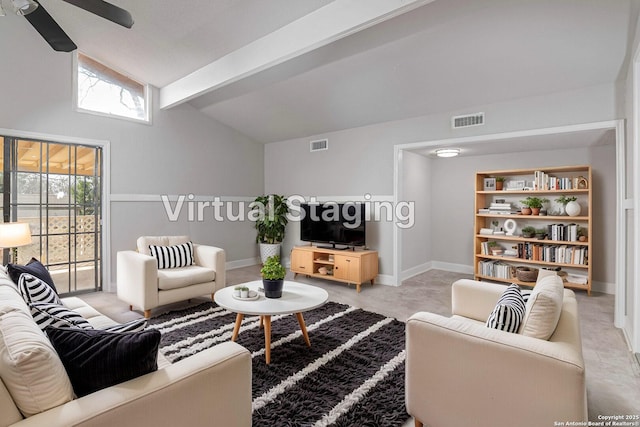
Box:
117, 236, 226, 318
0, 270, 252, 427
406, 275, 587, 427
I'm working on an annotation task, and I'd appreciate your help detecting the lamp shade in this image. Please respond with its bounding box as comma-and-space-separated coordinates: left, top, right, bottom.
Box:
0, 222, 32, 248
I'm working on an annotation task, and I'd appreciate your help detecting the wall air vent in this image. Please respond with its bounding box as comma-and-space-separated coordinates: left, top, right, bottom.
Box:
310, 139, 328, 152
452, 112, 485, 129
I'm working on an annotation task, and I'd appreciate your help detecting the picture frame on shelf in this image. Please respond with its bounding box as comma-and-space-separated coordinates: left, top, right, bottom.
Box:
483, 178, 496, 191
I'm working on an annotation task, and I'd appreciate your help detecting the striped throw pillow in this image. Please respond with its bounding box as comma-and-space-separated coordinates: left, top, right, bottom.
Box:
148, 242, 194, 269
29, 303, 93, 330
486, 283, 526, 333
18, 273, 63, 305
102, 319, 147, 333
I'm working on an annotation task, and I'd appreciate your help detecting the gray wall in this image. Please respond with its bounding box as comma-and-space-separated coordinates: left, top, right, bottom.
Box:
265, 82, 619, 289
427, 146, 616, 285
0, 17, 264, 290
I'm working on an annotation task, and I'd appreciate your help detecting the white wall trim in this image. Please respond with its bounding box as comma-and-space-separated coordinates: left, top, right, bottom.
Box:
110, 194, 394, 203
395, 120, 623, 151
0, 127, 112, 292
375, 274, 395, 286
615, 118, 628, 328
631, 44, 640, 352
110, 194, 256, 202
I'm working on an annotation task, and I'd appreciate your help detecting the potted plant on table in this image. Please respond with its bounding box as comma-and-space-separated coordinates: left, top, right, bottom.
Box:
260, 255, 286, 298
520, 196, 549, 216
251, 194, 289, 263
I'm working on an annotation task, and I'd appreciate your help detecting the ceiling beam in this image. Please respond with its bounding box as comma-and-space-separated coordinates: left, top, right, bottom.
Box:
159, 0, 434, 110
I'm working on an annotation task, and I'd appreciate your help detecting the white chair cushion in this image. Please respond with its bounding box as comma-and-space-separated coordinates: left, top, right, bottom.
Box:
157, 265, 216, 290
0, 307, 74, 417
518, 274, 564, 340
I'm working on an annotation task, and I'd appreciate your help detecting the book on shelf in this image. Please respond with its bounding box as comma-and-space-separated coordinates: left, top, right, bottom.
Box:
514, 242, 588, 265
480, 240, 501, 255
477, 260, 513, 279
479, 228, 494, 235
547, 223, 579, 242
565, 273, 588, 285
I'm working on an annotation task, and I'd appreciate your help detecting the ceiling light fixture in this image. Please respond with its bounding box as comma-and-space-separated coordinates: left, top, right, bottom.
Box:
435, 148, 460, 158
11, 0, 38, 16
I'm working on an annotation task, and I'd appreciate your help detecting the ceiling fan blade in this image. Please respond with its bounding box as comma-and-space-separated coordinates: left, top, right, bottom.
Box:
62, 0, 133, 28
24, 2, 77, 52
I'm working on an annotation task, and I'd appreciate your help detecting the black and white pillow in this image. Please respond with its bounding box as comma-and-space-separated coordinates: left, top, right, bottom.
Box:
148, 241, 194, 269
29, 302, 93, 330
18, 273, 63, 305
486, 283, 526, 333
102, 319, 147, 333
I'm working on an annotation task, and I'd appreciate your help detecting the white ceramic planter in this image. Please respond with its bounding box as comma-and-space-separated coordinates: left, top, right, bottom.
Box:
259, 243, 281, 263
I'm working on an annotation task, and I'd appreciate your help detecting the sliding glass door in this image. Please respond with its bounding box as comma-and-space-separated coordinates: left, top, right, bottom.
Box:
1, 136, 102, 294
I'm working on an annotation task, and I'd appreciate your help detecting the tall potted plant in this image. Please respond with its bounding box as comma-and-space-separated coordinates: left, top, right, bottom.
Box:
251, 194, 289, 263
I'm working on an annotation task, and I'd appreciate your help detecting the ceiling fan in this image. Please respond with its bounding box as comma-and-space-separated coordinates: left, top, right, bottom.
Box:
1, 0, 133, 52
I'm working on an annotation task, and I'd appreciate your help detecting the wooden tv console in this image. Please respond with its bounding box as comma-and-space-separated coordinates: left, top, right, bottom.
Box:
290, 245, 379, 293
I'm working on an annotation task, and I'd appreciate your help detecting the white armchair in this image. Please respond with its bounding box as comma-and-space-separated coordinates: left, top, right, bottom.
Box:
406, 277, 587, 427
117, 236, 226, 318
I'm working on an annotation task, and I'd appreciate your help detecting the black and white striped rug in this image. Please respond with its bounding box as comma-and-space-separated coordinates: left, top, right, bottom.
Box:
148, 301, 409, 427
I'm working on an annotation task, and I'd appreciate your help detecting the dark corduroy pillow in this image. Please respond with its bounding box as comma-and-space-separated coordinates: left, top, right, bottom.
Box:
8, 258, 58, 294
45, 326, 161, 397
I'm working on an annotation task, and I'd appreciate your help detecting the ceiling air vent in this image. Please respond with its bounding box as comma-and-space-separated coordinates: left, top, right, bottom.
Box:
452, 112, 485, 129
310, 139, 328, 152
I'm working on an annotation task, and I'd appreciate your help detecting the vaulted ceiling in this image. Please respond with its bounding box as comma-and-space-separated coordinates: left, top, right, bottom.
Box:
8, 0, 639, 143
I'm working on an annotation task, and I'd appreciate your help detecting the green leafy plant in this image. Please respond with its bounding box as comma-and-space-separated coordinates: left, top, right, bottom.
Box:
494, 176, 505, 182
535, 228, 547, 234
260, 255, 286, 280
251, 194, 289, 244
555, 195, 577, 205
520, 196, 549, 209
521, 226, 536, 237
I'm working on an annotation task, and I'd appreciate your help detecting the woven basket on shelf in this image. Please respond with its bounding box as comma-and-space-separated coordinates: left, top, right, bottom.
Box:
515, 267, 539, 283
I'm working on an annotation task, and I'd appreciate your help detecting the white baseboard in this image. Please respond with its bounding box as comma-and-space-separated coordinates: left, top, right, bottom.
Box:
401, 261, 615, 295
400, 261, 432, 281
401, 261, 473, 282
429, 261, 474, 275
227, 257, 260, 270
591, 280, 615, 295
375, 274, 396, 286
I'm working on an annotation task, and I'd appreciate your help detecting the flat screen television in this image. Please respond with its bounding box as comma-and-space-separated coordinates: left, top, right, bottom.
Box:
300, 202, 366, 248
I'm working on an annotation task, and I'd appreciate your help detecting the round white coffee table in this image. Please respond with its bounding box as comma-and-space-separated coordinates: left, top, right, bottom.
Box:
214, 280, 329, 364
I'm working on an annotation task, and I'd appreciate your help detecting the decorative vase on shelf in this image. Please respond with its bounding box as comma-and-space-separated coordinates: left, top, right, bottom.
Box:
565, 201, 581, 217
